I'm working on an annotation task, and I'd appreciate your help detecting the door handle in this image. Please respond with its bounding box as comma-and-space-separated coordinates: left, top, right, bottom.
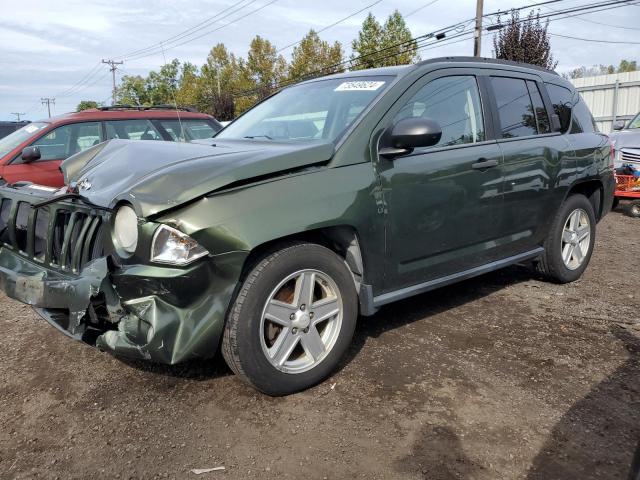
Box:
471, 158, 499, 170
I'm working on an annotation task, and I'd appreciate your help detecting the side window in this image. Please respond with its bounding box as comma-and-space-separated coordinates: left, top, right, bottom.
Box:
545, 83, 573, 133
105, 120, 162, 141
526, 81, 551, 134
490, 77, 537, 138
157, 119, 219, 142
31, 122, 101, 161
570, 94, 598, 134
394, 75, 485, 149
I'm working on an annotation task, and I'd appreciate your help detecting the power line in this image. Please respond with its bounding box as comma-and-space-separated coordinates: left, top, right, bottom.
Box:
526, 0, 640, 30
405, 0, 443, 18
10, 112, 26, 121
277, 0, 384, 53
548, 31, 640, 43
123, 0, 280, 62
116, 0, 255, 60
230, 0, 638, 99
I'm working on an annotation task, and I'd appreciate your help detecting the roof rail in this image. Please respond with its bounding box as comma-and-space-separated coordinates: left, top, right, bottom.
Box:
416, 56, 559, 76
97, 104, 198, 112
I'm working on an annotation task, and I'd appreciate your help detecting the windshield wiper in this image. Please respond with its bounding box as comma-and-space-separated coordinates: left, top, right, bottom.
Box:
243, 135, 273, 140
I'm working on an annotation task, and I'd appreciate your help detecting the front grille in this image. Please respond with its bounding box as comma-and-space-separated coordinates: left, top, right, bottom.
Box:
0, 198, 107, 273
621, 149, 640, 165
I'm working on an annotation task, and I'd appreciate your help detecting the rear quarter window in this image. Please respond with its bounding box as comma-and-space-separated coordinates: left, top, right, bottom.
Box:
545, 83, 578, 134
570, 95, 598, 133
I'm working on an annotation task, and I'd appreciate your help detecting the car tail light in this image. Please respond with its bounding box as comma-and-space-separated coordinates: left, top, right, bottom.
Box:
608, 137, 616, 169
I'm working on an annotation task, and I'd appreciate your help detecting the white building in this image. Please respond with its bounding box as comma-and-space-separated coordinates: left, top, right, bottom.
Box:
570, 70, 640, 133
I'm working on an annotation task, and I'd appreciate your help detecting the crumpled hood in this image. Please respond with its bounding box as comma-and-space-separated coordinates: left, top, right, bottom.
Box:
61, 138, 334, 217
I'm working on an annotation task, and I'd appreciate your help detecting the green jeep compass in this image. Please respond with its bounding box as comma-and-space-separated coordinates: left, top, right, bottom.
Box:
0, 57, 614, 395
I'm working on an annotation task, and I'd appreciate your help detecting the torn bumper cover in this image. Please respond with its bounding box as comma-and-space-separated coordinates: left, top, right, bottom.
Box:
0, 245, 246, 364
0, 183, 247, 364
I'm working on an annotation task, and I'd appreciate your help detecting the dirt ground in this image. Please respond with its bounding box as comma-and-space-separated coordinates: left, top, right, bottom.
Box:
0, 208, 639, 480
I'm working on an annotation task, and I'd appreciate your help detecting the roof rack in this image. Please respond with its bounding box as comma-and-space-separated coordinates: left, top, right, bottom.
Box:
416, 56, 559, 76
97, 104, 199, 112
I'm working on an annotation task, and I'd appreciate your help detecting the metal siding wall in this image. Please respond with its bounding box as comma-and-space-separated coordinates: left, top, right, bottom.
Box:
570, 71, 640, 132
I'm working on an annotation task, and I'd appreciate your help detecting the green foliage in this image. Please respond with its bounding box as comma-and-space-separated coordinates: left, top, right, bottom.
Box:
381, 10, 419, 66
288, 30, 344, 81
493, 10, 557, 70
565, 59, 638, 79
350, 13, 384, 70
111, 13, 418, 119
351, 11, 419, 70
246, 35, 287, 100
76, 100, 99, 111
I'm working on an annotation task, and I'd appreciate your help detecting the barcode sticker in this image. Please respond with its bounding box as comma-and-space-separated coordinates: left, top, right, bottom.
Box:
334, 81, 385, 92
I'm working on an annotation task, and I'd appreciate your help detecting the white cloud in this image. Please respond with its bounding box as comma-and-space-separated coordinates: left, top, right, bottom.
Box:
1, 0, 638, 118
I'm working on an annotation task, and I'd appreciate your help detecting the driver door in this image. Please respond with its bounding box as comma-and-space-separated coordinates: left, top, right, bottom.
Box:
375, 70, 504, 292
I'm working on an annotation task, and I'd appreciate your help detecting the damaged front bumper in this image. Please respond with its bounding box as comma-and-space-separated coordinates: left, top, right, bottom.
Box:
0, 186, 247, 364
0, 242, 247, 364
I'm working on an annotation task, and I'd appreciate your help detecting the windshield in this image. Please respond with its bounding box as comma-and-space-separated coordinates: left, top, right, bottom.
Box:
628, 113, 640, 129
0, 122, 48, 158
217, 76, 392, 143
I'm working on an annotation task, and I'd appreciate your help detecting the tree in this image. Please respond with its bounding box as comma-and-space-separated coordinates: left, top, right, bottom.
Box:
350, 13, 385, 70
176, 62, 200, 107
76, 100, 99, 111
493, 10, 557, 70
564, 59, 638, 79
246, 35, 287, 99
116, 75, 149, 105
288, 30, 344, 81
351, 11, 419, 70
381, 10, 419, 66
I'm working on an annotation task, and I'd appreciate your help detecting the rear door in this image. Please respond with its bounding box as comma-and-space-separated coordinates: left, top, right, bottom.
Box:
376, 69, 505, 291
3, 122, 102, 187
486, 73, 574, 257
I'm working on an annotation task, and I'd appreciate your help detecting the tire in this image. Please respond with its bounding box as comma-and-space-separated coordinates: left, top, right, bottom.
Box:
612, 197, 620, 211
537, 194, 596, 283
222, 243, 358, 396
628, 200, 640, 218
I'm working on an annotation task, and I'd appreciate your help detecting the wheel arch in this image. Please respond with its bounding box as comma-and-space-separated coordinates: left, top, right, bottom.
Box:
240, 224, 365, 284
565, 179, 604, 221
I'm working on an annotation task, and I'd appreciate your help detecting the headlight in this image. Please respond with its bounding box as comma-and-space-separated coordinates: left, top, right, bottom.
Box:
151, 224, 209, 265
113, 205, 138, 254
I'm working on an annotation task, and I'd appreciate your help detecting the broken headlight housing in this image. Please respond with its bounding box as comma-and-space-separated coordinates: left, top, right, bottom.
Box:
113, 205, 139, 255
151, 225, 209, 266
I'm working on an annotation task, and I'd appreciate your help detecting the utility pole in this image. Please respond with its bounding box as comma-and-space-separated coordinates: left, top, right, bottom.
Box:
41, 98, 55, 118
101, 59, 124, 105
10, 112, 25, 121
474, 0, 484, 57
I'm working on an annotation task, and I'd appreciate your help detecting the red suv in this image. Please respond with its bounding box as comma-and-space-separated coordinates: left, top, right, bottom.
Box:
0, 106, 222, 187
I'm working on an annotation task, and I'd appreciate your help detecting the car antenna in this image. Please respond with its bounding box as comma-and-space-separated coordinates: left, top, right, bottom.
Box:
160, 42, 186, 142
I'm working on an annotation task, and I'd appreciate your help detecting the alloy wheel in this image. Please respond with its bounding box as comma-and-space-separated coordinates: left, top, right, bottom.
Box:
259, 269, 343, 374
561, 208, 591, 270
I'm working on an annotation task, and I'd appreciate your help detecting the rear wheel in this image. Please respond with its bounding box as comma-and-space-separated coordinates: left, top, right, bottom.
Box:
628, 200, 640, 218
537, 194, 596, 283
222, 243, 357, 395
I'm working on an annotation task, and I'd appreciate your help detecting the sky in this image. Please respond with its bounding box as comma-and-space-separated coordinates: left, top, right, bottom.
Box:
0, 0, 638, 120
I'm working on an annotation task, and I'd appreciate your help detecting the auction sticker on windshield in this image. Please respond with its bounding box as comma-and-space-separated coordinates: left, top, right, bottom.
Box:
334, 81, 386, 91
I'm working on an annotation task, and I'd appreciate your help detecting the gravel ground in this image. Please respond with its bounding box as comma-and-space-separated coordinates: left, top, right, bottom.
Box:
0, 209, 639, 480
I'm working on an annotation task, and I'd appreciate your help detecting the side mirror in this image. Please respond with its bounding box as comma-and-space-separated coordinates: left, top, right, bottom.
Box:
379, 117, 442, 159
21, 146, 41, 163
612, 120, 625, 131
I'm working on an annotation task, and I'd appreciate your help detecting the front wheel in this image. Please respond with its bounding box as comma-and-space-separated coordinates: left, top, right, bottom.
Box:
537, 194, 596, 283
222, 243, 357, 395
